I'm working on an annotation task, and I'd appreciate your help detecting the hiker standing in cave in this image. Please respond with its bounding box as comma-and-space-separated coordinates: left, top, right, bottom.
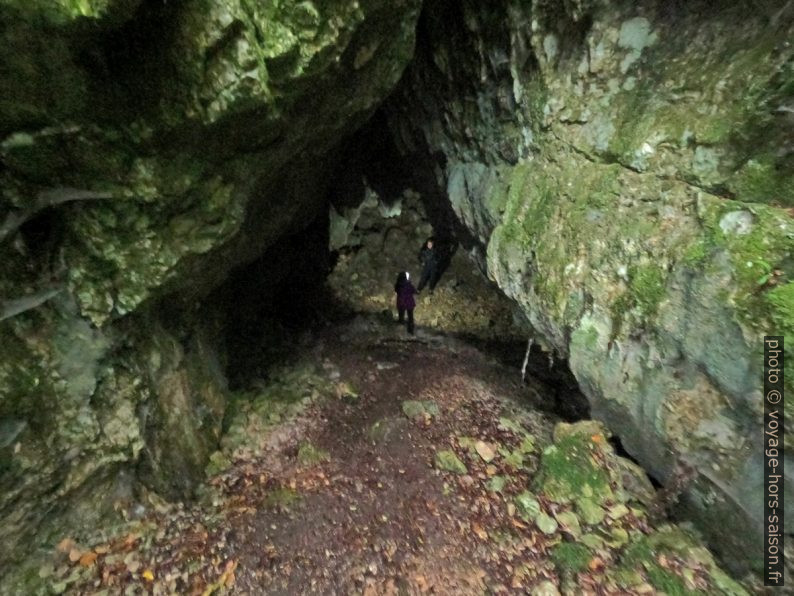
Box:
417, 237, 439, 294
394, 271, 418, 334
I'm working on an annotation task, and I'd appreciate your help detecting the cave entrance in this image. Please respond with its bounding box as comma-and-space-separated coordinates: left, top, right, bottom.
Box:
212, 106, 590, 424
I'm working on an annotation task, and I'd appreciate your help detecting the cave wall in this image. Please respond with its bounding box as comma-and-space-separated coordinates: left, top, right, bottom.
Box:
2, 0, 793, 581
384, 0, 794, 573
0, 0, 421, 577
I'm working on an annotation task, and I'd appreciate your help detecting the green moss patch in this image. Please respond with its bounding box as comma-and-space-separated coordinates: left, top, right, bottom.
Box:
617, 526, 748, 596
535, 433, 613, 505
401, 400, 440, 421
729, 157, 794, 207
262, 487, 300, 509
297, 441, 330, 466
696, 197, 793, 336
434, 449, 467, 474
551, 542, 592, 574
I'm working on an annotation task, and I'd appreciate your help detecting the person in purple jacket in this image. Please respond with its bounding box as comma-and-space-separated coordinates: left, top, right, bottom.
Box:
394, 271, 418, 334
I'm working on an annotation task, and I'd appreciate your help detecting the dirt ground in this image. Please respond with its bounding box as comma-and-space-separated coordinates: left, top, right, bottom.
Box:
47, 318, 567, 595
46, 317, 747, 596
225, 323, 559, 595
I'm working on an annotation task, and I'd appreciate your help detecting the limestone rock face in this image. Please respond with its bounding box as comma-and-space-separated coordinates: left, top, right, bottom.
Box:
386, 0, 794, 573
327, 188, 525, 338
0, 0, 420, 579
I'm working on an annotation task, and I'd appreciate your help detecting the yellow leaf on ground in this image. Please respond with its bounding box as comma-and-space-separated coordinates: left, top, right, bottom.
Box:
79, 552, 98, 567
142, 569, 155, 581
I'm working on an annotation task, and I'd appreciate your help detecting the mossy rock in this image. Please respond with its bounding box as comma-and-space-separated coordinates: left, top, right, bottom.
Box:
535, 511, 558, 535
554, 510, 582, 537
434, 449, 467, 474
551, 542, 592, 574
575, 497, 606, 525
205, 451, 232, 477
514, 491, 541, 520
498, 446, 526, 470
618, 526, 748, 596
367, 417, 406, 444
535, 432, 613, 505
401, 400, 440, 421
487, 475, 507, 493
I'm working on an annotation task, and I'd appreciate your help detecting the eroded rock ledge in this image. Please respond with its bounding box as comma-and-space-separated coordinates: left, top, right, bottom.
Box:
384, 0, 793, 572
0, 0, 421, 576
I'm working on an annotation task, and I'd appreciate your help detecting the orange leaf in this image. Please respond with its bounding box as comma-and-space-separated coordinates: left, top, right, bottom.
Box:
122, 532, 139, 547
413, 574, 429, 592
591, 434, 603, 444
588, 557, 604, 571
472, 523, 488, 540
214, 560, 237, 589
79, 552, 98, 567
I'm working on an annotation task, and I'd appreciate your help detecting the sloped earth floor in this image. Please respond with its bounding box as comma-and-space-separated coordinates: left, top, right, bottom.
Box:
44, 317, 747, 595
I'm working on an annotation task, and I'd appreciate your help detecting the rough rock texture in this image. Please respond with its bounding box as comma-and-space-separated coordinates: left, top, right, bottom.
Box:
385, 0, 794, 573
327, 188, 526, 339
0, 0, 420, 582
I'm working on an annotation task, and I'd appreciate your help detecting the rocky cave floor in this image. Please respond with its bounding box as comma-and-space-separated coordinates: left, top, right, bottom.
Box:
41, 314, 747, 596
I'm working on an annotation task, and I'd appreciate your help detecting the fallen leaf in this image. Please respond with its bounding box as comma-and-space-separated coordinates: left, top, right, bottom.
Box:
56, 538, 76, 554
222, 559, 237, 587
68, 549, 82, 563
79, 552, 98, 567
122, 533, 139, 547
588, 557, 604, 572
142, 569, 155, 582
472, 523, 488, 540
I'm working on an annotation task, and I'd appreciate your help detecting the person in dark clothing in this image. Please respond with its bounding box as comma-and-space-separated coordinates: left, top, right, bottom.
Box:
417, 237, 439, 293
394, 271, 418, 334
